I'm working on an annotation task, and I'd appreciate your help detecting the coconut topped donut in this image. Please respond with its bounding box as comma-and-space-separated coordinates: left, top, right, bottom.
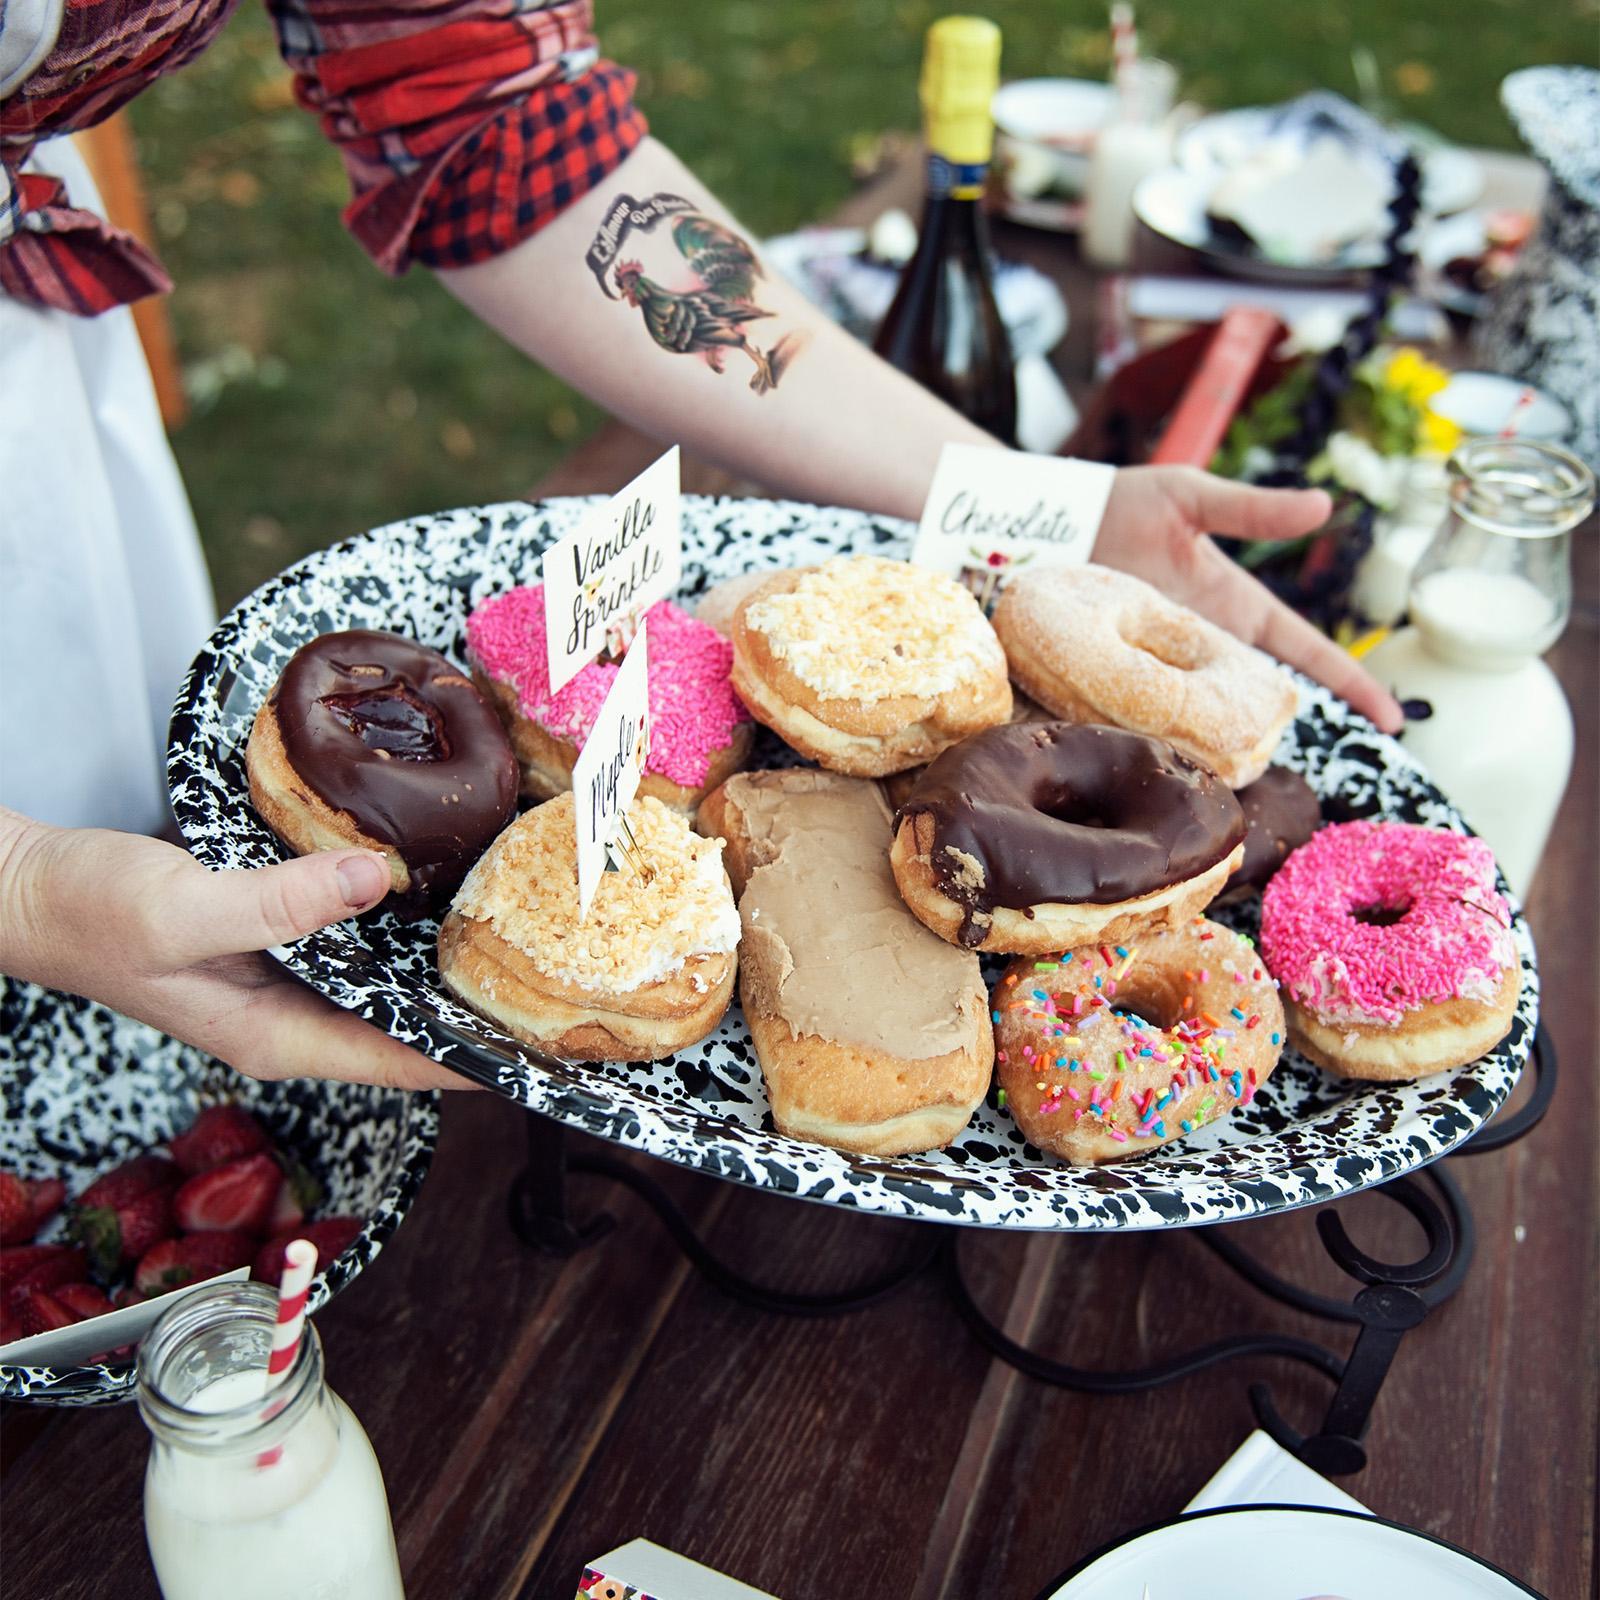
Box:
992, 564, 1297, 786
890, 722, 1245, 953
732, 556, 1012, 776
466, 586, 751, 810
450, 793, 741, 994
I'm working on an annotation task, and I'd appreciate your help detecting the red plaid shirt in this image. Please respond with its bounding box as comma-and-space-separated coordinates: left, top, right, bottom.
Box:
0, 0, 646, 313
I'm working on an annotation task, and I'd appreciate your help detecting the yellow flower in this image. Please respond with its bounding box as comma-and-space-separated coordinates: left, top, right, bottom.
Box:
1418, 408, 1464, 457
1384, 347, 1451, 404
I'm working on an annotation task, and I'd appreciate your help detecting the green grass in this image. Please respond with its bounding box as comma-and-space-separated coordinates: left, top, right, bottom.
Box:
127, 0, 1597, 606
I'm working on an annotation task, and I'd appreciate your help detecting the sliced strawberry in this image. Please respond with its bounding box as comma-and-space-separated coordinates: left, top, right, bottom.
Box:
16, 1286, 82, 1335
112, 1287, 145, 1311
173, 1153, 282, 1236
265, 1155, 322, 1235
52, 1282, 114, 1320
135, 1231, 256, 1297
77, 1154, 181, 1211
1, 1245, 88, 1314
70, 1185, 176, 1282
26, 1178, 67, 1232
0, 1173, 34, 1246
169, 1105, 273, 1176
0, 1310, 25, 1347
252, 1218, 361, 1287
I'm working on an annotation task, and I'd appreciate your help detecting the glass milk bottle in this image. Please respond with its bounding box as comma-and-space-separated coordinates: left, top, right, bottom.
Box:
138, 1280, 405, 1600
1081, 58, 1178, 270
1363, 438, 1594, 895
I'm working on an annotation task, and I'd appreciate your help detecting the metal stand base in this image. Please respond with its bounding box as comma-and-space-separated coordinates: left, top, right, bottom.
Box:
507, 1023, 1554, 1475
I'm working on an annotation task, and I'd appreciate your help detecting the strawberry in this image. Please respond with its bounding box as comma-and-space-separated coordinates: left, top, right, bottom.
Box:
173, 1153, 282, 1236
135, 1231, 255, 1297
112, 1287, 145, 1311
0, 1173, 34, 1246
168, 1105, 273, 1176
16, 1286, 82, 1335
51, 1282, 114, 1321
0, 1244, 88, 1314
26, 1178, 66, 1232
265, 1156, 323, 1235
77, 1154, 181, 1210
252, 1217, 360, 1287
70, 1184, 176, 1282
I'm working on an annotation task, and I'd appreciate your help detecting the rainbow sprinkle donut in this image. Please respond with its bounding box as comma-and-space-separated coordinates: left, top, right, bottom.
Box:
1260, 821, 1517, 1081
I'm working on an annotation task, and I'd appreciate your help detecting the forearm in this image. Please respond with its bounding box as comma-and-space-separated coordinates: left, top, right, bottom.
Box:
437, 138, 996, 521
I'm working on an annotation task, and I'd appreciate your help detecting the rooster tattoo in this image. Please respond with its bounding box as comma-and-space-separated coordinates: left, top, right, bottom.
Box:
609, 214, 803, 395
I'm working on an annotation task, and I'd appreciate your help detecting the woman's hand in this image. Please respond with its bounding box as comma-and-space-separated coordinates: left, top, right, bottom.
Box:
0, 809, 472, 1091
1094, 465, 1404, 733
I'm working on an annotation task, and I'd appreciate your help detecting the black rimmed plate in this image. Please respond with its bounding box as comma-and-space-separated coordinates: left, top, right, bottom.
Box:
168, 497, 1537, 1232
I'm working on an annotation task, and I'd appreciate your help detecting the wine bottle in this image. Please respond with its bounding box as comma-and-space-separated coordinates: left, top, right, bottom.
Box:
873, 16, 1018, 446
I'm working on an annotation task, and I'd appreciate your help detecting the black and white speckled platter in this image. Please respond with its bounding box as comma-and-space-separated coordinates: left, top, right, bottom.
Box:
0, 979, 439, 1405
168, 498, 1538, 1233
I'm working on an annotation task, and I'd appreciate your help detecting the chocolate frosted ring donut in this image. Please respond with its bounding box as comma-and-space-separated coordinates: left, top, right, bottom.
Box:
246, 630, 518, 917
890, 722, 1245, 954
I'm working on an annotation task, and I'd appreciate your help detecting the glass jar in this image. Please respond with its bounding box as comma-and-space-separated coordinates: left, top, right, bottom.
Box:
1406, 437, 1593, 669
137, 1280, 405, 1600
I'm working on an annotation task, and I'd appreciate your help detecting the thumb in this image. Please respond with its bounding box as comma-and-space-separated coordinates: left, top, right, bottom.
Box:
167, 849, 392, 963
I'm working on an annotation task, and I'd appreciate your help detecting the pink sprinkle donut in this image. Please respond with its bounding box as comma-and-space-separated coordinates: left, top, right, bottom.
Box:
466, 586, 753, 810
1260, 821, 1517, 1081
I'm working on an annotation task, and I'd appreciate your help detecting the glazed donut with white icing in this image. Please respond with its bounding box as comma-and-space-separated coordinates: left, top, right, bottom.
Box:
992, 564, 1297, 787
730, 556, 1012, 776
438, 793, 740, 1062
697, 769, 992, 1156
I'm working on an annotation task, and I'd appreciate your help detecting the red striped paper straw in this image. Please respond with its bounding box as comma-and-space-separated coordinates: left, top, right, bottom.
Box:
257, 1237, 318, 1467
1110, 3, 1138, 91
1498, 386, 1536, 439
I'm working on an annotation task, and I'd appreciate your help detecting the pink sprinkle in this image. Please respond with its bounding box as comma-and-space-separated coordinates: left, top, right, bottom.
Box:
466, 585, 749, 789
1108, 1129, 1129, 1143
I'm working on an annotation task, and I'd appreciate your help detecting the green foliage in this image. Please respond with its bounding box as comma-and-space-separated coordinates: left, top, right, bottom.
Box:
128, 0, 1595, 605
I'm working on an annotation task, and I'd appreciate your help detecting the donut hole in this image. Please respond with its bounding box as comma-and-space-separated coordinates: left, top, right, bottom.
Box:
322, 686, 450, 761
1038, 786, 1112, 830
1107, 972, 1185, 1032
1118, 614, 1214, 672
1352, 901, 1412, 927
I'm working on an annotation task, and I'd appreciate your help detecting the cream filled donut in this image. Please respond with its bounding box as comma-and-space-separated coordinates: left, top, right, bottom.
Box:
992, 564, 1297, 787
993, 918, 1285, 1164
1260, 821, 1518, 1081
731, 556, 1012, 776
467, 586, 753, 812
438, 793, 740, 1061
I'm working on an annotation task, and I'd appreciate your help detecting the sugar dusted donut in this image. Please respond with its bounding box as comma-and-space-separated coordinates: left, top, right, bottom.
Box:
1260, 821, 1518, 1081
993, 917, 1285, 1164
731, 556, 1012, 776
466, 587, 753, 813
438, 793, 740, 1062
890, 722, 1245, 954
246, 630, 518, 918
992, 564, 1297, 787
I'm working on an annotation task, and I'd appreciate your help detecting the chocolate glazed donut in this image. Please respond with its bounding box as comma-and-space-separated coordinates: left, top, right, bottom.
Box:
890, 723, 1246, 954
250, 630, 518, 917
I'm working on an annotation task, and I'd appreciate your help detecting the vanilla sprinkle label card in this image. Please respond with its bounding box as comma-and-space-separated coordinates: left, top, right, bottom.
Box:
912, 443, 1116, 593
571, 621, 652, 921
543, 447, 682, 695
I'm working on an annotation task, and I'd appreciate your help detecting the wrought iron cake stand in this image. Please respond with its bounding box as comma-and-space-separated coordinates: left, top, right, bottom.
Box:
508, 1023, 1556, 1477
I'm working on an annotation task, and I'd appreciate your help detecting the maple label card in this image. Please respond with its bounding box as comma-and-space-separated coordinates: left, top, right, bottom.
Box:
912, 444, 1116, 584
571, 621, 652, 921
543, 446, 682, 694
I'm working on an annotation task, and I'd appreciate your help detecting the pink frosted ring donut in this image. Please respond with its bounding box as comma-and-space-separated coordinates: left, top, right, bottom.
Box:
1260, 821, 1518, 1081
466, 586, 753, 813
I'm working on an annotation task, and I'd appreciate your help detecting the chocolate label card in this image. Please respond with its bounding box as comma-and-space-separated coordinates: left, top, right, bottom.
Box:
571, 621, 652, 921
912, 443, 1115, 589
543, 447, 682, 695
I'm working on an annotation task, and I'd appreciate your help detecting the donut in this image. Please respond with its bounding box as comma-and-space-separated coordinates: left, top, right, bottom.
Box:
1260, 821, 1518, 1081
890, 722, 1246, 954
246, 629, 519, 918
730, 556, 1012, 776
881, 687, 1055, 811
693, 569, 776, 638
991, 564, 1297, 786
1219, 766, 1323, 901
993, 917, 1285, 1164
438, 793, 740, 1062
697, 769, 991, 1155
466, 586, 753, 812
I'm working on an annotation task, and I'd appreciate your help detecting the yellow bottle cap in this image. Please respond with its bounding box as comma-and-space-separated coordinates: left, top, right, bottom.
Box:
921, 15, 1001, 167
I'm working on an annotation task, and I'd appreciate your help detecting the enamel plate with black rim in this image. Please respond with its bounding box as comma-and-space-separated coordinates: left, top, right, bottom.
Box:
168, 498, 1538, 1232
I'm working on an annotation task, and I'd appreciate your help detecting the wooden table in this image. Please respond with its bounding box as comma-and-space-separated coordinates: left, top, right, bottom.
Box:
4, 168, 1595, 1600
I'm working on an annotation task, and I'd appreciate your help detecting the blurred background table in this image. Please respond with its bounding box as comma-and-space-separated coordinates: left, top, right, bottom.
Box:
2, 154, 1594, 1600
